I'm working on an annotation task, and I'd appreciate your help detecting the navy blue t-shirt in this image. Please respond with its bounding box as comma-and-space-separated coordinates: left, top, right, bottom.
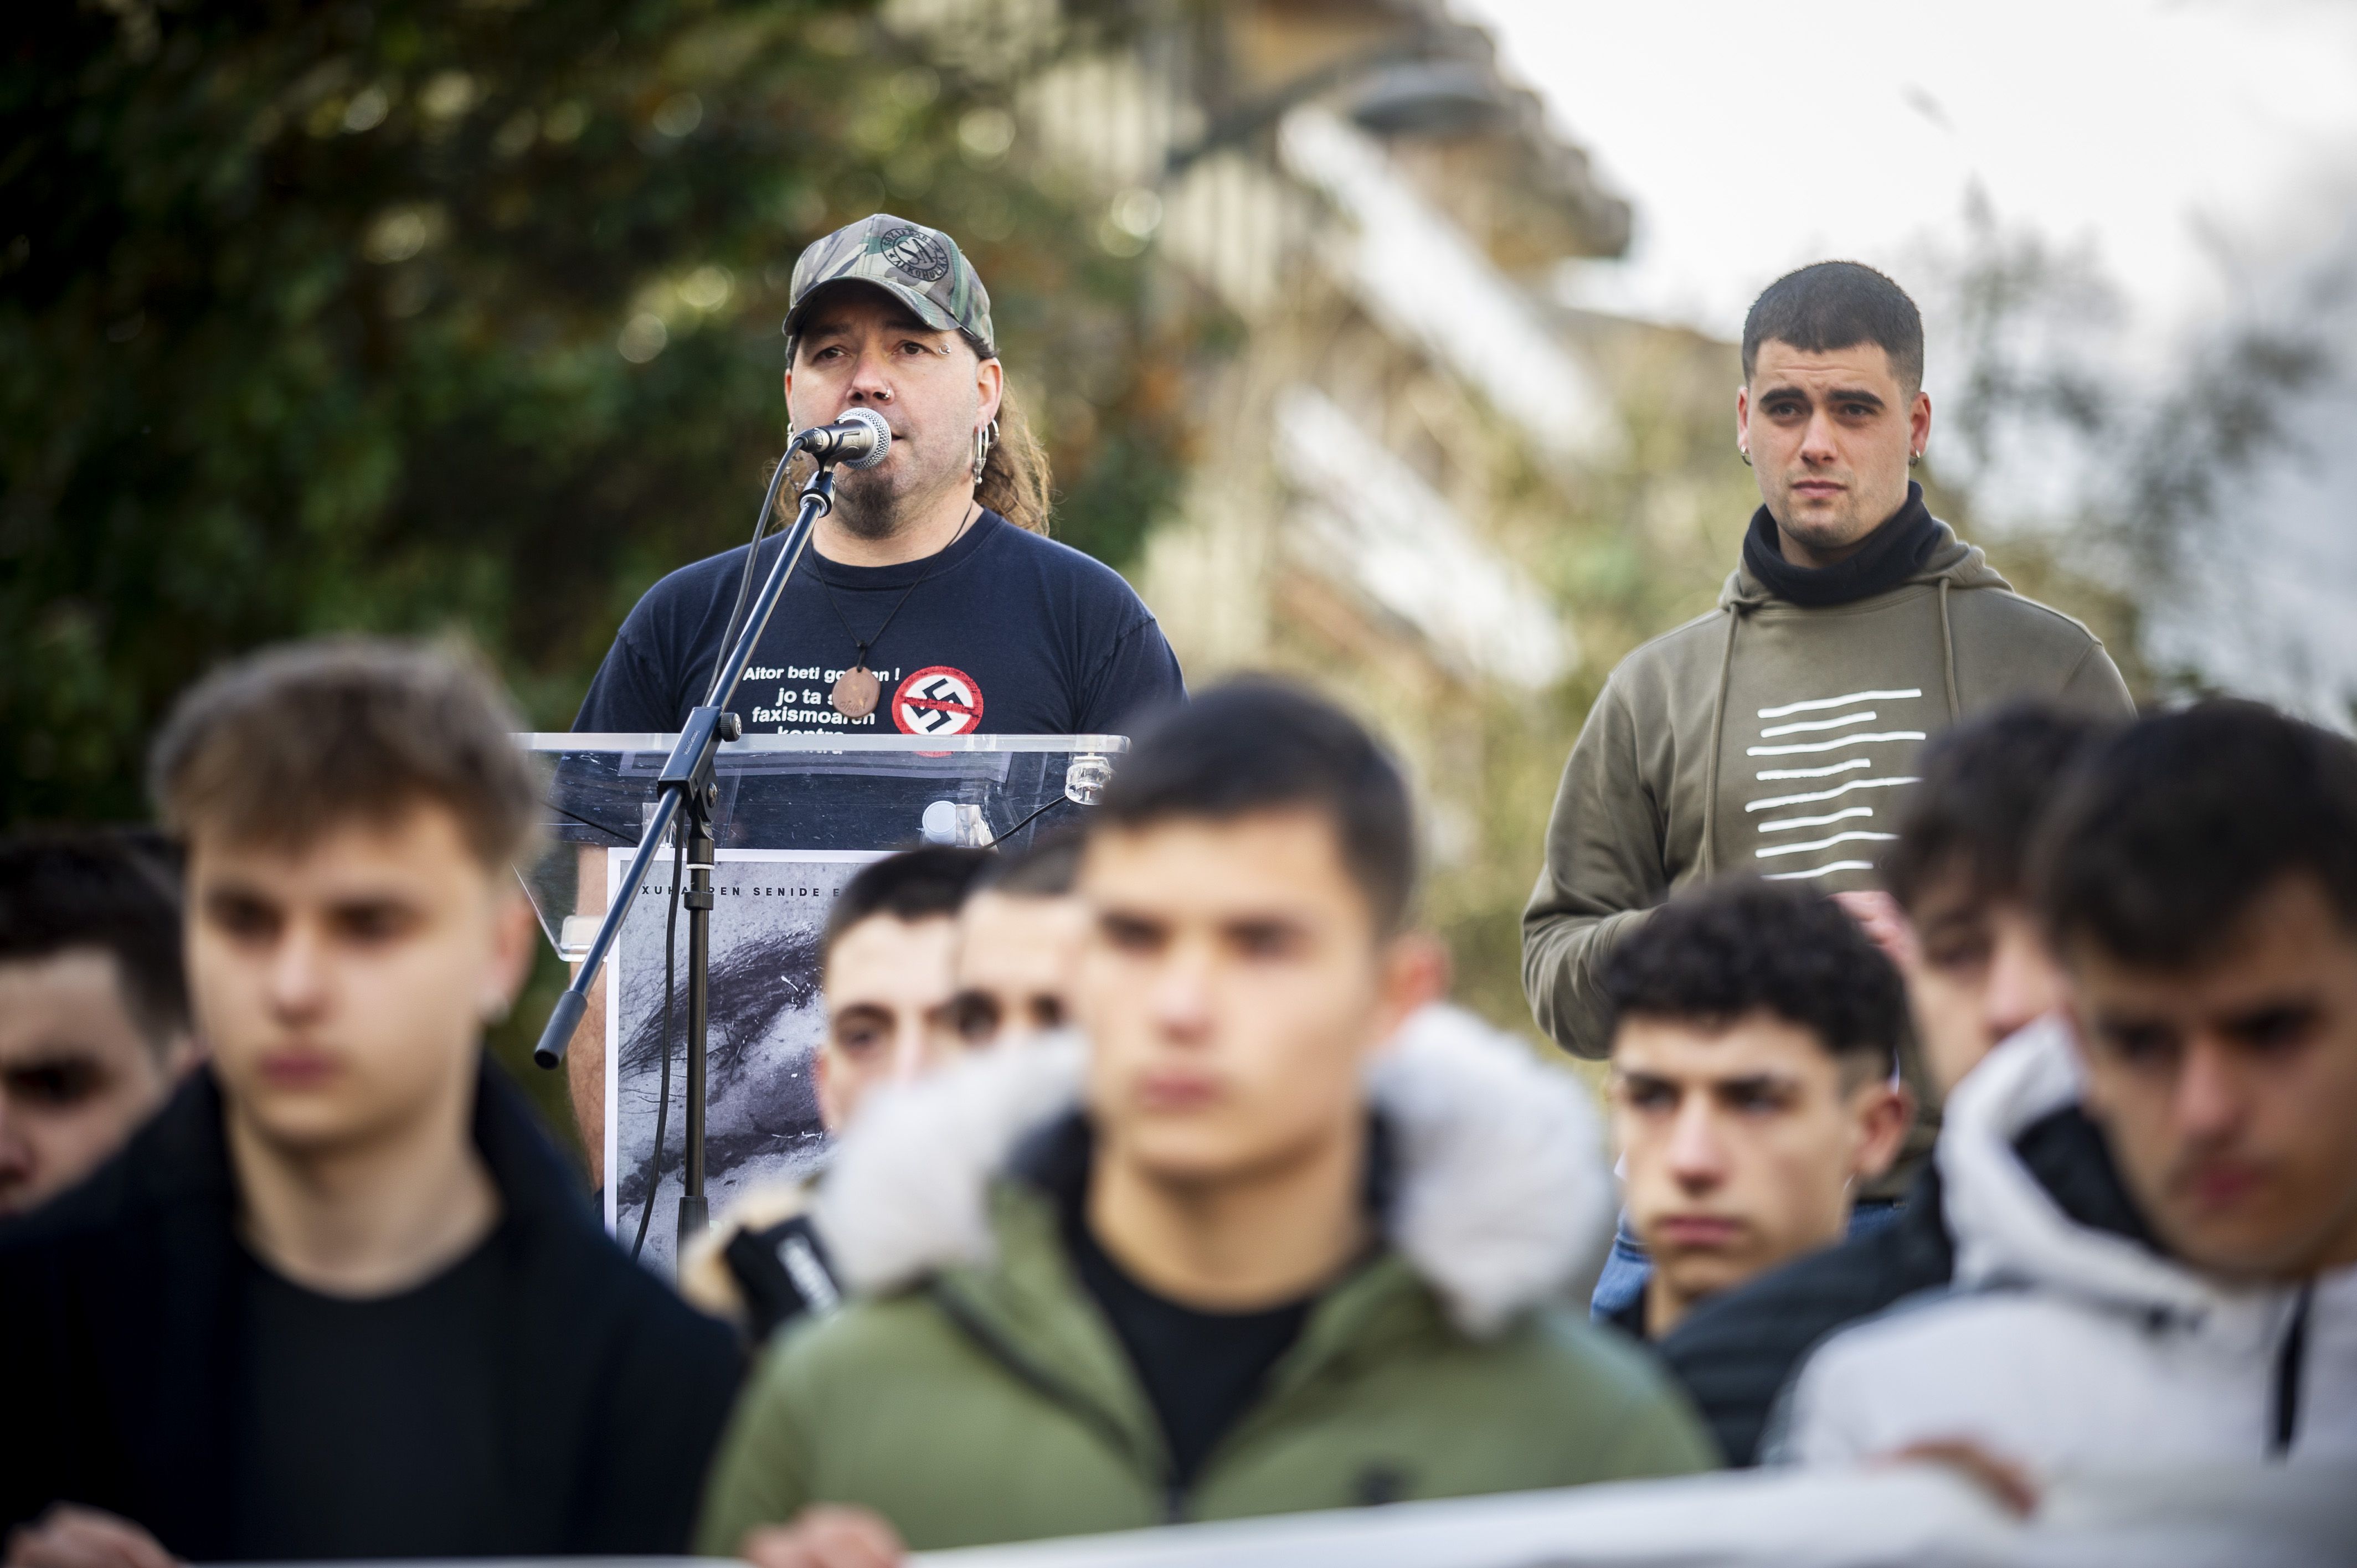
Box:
574, 511, 1185, 737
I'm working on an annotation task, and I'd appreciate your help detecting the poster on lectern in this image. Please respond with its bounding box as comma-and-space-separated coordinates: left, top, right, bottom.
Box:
603, 848, 883, 1273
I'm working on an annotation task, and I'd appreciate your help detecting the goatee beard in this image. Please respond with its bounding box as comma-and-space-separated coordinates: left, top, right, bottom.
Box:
833, 467, 970, 545
830, 473, 903, 541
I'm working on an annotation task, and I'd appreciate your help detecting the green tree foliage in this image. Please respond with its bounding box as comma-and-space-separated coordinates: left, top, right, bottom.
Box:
1, 0, 1194, 826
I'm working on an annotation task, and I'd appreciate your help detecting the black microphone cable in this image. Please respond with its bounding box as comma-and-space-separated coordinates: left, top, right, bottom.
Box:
669, 437, 806, 1252
629, 835, 686, 1263
710, 452, 804, 706
997, 791, 1077, 845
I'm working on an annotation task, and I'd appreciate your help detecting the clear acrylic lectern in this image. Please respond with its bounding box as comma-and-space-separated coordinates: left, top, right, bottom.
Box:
512, 731, 1125, 1272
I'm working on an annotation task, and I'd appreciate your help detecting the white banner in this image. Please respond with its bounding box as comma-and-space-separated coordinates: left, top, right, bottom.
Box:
604, 848, 883, 1270
908, 1462, 2357, 1568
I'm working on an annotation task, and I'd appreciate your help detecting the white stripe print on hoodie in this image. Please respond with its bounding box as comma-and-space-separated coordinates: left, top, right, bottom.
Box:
1771, 1017, 2357, 1475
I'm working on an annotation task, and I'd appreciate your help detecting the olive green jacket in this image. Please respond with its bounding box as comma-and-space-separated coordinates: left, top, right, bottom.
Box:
1522, 515, 2134, 1059
696, 1013, 1717, 1555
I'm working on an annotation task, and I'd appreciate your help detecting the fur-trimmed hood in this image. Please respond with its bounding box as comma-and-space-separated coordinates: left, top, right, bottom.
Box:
815, 1003, 1614, 1338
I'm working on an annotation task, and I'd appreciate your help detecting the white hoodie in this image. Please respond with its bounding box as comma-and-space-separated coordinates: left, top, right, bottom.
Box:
1772, 1018, 2357, 1476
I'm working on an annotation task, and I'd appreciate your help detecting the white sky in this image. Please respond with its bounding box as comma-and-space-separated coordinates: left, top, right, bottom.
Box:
1461, 0, 2357, 354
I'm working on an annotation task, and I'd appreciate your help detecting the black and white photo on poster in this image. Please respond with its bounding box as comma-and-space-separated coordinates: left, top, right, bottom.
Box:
603, 848, 882, 1273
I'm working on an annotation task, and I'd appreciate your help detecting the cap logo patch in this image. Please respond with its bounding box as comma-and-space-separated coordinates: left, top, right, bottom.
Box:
879, 225, 951, 283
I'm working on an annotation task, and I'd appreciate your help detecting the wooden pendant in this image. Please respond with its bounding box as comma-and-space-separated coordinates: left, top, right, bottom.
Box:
830, 664, 881, 719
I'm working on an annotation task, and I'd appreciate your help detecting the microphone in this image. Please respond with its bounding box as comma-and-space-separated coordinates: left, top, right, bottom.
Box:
790, 408, 892, 469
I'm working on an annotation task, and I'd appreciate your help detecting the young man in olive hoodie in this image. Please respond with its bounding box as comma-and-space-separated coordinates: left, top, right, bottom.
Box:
1524, 262, 2133, 1064
698, 680, 1715, 1565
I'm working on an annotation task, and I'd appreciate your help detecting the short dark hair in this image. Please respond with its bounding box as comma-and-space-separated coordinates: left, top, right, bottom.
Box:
1742, 261, 1925, 397
0, 830, 189, 1053
150, 638, 538, 869
2035, 701, 2357, 968
973, 832, 1080, 899
1090, 678, 1417, 934
1881, 704, 2124, 916
1604, 877, 1905, 1079
824, 846, 993, 962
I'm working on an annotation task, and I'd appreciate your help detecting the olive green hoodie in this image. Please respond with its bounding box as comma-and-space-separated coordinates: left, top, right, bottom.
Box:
694, 1010, 1716, 1555
1522, 512, 2132, 1059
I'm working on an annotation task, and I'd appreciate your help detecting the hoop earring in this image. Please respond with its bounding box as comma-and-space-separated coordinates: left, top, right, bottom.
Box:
972, 418, 999, 484
1909, 450, 1923, 467
1738, 446, 1752, 467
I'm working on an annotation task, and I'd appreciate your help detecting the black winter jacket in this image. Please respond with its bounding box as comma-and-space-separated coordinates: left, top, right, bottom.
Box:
1656, 1107, 2147, 1466
0, 1061, 743, 1559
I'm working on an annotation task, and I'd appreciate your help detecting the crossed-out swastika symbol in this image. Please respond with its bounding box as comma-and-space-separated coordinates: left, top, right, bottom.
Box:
892, 666, 984, 736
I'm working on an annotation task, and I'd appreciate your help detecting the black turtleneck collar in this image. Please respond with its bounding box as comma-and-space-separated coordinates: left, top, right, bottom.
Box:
1741, 481, 1939, 608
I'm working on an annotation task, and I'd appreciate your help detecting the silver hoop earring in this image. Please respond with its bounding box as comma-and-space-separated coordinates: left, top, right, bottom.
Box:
972, 418, 999, 483
1909, 450, 1923, 467
1738, 446, 1752, 467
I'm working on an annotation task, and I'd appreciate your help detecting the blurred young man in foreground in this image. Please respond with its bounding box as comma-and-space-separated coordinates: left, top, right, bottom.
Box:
683, 845, 990, 1340
1602, 878, 1911, 1343
1660, 705, 2115, 1464
0, 641, 740, 1565
699, 679, 1715, 1565
1873, 705, 2113, 1098
0, 834, 198, 1218
1776, 702, 2357, 1479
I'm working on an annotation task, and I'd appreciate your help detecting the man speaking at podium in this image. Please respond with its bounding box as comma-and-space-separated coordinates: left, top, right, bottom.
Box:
574, 212, 1183, 742
564, 216, 1183, 1182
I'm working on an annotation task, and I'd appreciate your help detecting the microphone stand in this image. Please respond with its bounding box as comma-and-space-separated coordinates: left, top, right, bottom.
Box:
534, 461, 838, 1256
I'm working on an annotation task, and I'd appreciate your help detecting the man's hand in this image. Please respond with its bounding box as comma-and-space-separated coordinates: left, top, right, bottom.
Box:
1831, 890, 1919, 971
5, 1507, 178, 1568
739, 1506, 905, 1568
1881, 1438, 2040, 1518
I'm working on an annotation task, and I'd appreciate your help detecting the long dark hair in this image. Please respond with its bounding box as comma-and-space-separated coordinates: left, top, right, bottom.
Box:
975, 381, 1050, 535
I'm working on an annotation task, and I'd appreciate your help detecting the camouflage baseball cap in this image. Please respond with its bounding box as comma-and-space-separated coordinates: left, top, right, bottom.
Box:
781, 213, 995, 360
